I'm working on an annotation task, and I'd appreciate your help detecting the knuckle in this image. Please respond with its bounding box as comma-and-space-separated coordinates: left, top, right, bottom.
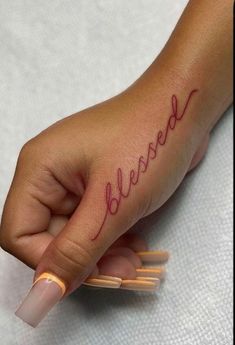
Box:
0, 227, 15, 254
0, 205, 13, 254
50, 237, 94, 276
18, 138, 40, 165
0, 231, 7, 251
0, 214, 22, 256
19, 139, 34, 158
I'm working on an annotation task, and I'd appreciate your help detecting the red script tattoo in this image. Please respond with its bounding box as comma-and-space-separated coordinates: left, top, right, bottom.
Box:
91, 89, 198, 241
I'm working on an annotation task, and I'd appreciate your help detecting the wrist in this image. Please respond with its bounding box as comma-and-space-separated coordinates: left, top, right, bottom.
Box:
128, 57, 231, 142
123, 67, 206, 150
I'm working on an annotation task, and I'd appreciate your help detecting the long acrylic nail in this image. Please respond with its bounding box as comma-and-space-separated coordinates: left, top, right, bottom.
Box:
136, 267, 166, 279
83, 277, 121, 288
120, 279, 158, 291
136, 276, 161, 286
15, 272, 66, 328
136, 250, 169, 263
95, 275, 122, 283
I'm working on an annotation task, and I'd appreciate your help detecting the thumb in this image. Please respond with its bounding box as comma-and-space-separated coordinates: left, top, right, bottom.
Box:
15, 175, 140, 327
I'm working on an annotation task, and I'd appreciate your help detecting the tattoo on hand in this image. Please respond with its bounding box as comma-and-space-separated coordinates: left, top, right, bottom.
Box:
91, 89, 199, 241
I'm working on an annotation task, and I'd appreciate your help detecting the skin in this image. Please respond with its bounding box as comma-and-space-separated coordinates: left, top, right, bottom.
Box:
0, 0, 233, 296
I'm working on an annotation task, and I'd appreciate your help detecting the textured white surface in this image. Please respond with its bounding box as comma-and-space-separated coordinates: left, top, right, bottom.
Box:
0, 1, 233, 344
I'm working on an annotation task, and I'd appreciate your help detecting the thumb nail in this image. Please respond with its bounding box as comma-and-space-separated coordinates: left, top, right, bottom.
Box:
15, 272, 66, 328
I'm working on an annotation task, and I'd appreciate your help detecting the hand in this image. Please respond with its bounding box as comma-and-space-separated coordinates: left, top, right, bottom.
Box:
0, 0, 232, 328
0, 83, 208, 327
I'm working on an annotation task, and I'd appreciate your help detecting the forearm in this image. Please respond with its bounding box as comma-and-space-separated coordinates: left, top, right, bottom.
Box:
128, 0, 233, 132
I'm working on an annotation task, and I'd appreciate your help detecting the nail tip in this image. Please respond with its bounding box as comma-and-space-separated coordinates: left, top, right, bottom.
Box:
15, 310, 38, 328
14, 275, 64, 328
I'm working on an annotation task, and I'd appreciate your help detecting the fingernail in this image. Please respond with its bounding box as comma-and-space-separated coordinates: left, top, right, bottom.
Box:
136, 276, 161, 285
136, 267, 166, 279
96, 275, 122, 283
120, 279, 158, 291
136, 250, 169, 263
83, 277, 121, 288
15, 272, 66, 328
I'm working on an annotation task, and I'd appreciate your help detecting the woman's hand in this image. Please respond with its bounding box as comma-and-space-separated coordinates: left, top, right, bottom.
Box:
0, 84, 202, 279
0, 0, 232, 328
0, 82, 207, 325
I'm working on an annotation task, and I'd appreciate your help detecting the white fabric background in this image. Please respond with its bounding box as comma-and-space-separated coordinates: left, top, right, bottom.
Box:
0, 1, 233, 344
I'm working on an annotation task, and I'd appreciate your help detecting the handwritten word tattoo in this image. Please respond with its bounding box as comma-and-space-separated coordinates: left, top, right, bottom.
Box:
91, 89, 199, 241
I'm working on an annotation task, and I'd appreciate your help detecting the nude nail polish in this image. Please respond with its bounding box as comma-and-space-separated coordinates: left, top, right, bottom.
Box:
15, 273, 66, 328
83, 277, 121, 288
136, 250, 169, 263
95, 275, 122, 283
120, 279, 158, 291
